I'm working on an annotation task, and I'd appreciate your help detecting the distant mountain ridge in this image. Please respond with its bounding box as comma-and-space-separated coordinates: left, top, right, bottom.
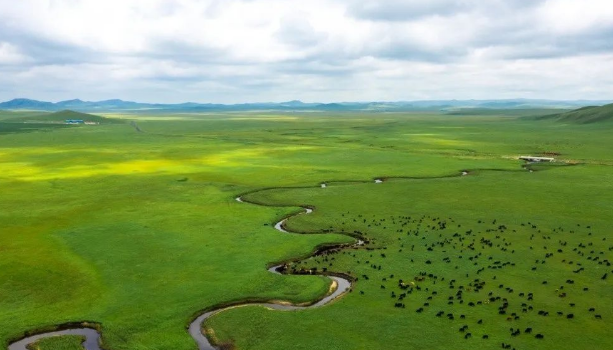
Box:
0, 98, 611, 112
1, 98, 56, 109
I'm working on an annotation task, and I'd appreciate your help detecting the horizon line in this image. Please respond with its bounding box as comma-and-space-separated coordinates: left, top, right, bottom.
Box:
3, 97, 613, 105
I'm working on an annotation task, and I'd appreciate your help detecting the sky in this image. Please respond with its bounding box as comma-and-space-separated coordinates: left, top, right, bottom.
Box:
0, 0, 612, 103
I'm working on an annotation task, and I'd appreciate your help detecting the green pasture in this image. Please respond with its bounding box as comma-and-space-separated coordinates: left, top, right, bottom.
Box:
0, 110, 611, 350
211, 164, 612, 350
28, 336, 84, 350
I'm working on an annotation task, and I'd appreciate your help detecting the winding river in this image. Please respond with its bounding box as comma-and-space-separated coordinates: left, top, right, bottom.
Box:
8, 329, 101, 350
188, 198, 357, 350
9, 168, 538, 350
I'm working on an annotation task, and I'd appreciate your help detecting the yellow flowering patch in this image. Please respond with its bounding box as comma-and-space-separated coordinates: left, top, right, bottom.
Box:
0, 146, 316, 181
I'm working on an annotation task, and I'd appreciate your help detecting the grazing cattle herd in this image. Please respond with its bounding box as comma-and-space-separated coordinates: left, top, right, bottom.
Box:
288, 211, 610, 350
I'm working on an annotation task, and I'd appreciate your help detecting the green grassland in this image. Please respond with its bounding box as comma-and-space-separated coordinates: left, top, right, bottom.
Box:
209, 165, 612, 350
27, 336, 85, 350
0, 110, 116, 136
3, 110, 120, 124
1, 109, 611, 350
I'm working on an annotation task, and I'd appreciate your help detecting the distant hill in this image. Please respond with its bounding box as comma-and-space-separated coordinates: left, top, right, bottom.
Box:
7, 110, 118, 124
0, 98, 56, 109
536, 103, 613, 124
447, 108, 568, 117
0, 98, 151, 111
1, 98, 612, 113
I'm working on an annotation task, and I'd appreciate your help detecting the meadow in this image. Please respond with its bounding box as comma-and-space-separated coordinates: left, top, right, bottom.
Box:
0, 109, 611, 350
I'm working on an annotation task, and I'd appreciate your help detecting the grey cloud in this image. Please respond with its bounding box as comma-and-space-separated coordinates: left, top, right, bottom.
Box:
0, 24, 103, 66
346, 0, 548, 22
268, 58, 359, 78
377, 45, 467, 63
467, 21, 613, 60
347, 0, 471, 21
275, 15, 327, 47
145, 39, 230, 65
347, 1, 613, 63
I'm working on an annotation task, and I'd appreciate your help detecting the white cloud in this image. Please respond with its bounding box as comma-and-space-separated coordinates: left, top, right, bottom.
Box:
0, 0, 611, 102
0, 42, 31, 64
536, 0, 613, 34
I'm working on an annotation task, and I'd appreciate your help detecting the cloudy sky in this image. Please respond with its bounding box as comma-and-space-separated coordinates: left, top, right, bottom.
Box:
0, 0, 612, 103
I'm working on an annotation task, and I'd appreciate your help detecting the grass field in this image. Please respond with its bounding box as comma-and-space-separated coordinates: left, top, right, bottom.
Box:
27, 336, 85, 350
0, 110, 611, 350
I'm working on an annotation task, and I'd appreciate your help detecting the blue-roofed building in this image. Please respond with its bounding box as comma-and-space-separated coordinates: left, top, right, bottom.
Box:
65, 119, 84, 124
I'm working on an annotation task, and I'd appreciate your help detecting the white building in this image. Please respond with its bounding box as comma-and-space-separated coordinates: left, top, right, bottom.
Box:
519, 156, 555, 162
